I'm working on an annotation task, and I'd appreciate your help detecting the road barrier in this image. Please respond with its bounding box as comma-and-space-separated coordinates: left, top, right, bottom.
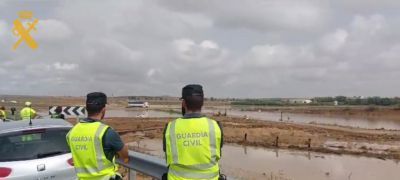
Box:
48, 106, 86, 117
116, 151, 168, 180
117, 150, 232, 180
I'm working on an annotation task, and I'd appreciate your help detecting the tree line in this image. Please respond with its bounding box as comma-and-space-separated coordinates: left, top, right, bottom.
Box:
231, 96, 400, 106
314, 96, 400, 106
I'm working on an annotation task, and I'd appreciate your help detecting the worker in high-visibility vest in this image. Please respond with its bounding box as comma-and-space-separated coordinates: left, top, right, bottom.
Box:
20, 102, 37, 120
0, 106, 6, 120
163, 84, 224, 180
67, 92, 129, 180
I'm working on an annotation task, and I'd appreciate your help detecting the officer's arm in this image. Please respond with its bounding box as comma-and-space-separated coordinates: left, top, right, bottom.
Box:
217, 121, 224, 148
32, 109, 37, 118
105, 127, 129, 163
117, 145, 129, 163
162, 123, 169, 152
66, 130, 71, 148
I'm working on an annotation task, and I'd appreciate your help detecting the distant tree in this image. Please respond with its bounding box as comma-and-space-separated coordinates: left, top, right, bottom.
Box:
367, 97, 379, 105
314, 97, 334, 103
381, 98, 392, 106
335, 96, 347, 103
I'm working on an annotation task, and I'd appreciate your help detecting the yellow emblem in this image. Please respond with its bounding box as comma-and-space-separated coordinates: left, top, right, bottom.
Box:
12, 11, 39, 50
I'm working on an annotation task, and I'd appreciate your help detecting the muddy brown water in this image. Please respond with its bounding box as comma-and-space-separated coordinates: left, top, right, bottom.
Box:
104, 109, 179, 118
39, 109, 179, 119
40, 107, 400, 129
130, 139, 400, 180
204, 109, 400, 130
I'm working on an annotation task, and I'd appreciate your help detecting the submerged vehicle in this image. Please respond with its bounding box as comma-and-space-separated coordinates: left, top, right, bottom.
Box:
127, 100, 149, 108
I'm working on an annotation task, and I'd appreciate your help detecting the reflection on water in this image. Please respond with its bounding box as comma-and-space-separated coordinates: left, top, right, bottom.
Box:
204, 109, 400, 130
136, 139, 400, 180
224, 145, 400, 180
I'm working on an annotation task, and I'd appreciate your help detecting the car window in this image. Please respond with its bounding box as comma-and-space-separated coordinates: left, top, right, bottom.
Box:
0, 128, 70, 162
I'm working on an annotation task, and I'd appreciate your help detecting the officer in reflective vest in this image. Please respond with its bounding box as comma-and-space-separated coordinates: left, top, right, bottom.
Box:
20, 102, 37, 120
163, 84, 224, 180
67, 92, 129, 180
0, 106, 6, 120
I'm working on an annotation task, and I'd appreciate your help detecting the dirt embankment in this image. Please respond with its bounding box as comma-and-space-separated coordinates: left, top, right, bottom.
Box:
75, 116, 400, 160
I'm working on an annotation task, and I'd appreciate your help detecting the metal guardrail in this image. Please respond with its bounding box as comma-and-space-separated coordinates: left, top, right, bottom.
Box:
117, 151, 232, 180
116, 151, 168, 180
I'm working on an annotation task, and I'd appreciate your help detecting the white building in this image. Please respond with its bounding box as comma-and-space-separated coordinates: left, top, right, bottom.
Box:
288, 98, 313, 104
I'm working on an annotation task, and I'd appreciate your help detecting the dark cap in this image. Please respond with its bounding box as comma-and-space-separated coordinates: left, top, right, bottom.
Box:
86, 92, 107, 106
181, 84, 204, 100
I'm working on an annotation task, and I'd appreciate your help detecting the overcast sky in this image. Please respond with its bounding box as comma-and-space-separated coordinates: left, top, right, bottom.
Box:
0, 0, 399, 98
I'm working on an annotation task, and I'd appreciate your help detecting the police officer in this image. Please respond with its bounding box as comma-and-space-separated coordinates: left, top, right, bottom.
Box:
67, 92, 129, 180
10, 107, 16, 120
20, 102, 36, 120
20, 102, 36, 141
163, 84, 224, 180
0, 106, 6, 120
51, 106, 65, 119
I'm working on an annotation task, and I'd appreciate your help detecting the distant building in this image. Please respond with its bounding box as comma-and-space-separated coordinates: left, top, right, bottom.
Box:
288, 98, 313, 104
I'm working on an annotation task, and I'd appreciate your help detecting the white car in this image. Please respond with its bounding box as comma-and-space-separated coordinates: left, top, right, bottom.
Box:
0, 119, 76, 180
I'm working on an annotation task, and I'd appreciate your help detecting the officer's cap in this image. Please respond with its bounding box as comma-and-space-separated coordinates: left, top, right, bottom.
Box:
181, 84, 204, 100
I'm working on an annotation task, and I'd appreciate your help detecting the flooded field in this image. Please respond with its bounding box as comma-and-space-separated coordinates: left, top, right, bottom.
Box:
39, 109, 179, 119
39, 105, 400, 130
205, 108, 400, 130
131, 139, 400, 180
105, 109, 179, 118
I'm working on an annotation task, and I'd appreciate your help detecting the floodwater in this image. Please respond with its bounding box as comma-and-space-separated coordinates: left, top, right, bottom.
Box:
105, 109, 179, 118
132, 139, 400, 180
204, 109, 400, 130
323, 140, 400, 154
39, 107, 400, 130
39, 109, 179, 118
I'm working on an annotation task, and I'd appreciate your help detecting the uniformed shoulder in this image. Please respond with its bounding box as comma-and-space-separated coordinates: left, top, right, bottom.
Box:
68, 123, 81, 135
103, 126, 118, 137
101, 122, 111, 128
206, 117, 217, 121
173, 117, 183, 121
206, 118, 222, 129
71, 122, 82, 128
170, 117, 185, 124
205, 117, 218, 123
167, 120, 173, 126
98, 122, 111, 133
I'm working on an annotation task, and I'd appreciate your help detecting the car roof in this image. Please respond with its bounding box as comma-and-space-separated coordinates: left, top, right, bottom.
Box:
0, 119, 72, 134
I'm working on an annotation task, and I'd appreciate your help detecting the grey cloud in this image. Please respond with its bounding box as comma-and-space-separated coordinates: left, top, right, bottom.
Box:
0, 0, 400, 97
34, 19, 73, 41
157, 0, 330, 33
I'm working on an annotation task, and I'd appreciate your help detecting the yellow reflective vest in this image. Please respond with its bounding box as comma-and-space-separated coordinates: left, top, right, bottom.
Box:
165, 117, 222, 180
20, 107, 36, 120
67, 122, 117, 180
0, 110, 6, 119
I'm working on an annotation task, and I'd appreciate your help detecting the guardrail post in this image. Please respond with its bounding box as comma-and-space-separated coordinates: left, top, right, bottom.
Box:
129, 169, 136, 180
